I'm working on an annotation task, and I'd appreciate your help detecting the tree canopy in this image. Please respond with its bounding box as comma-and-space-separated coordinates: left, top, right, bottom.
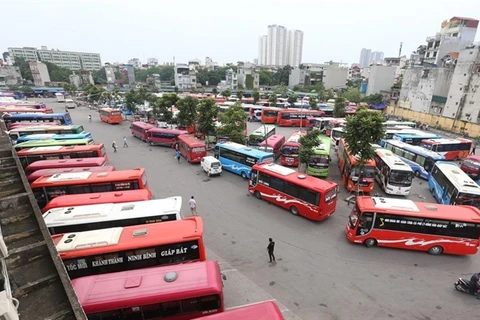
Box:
12, 57, 33, 82
217, 102, 246, 144
333, 97, 346, 117
134, 65, 174, 83
252, 89, 260, 104
362, 93, 384, 105
196, 98, 219, 143
176, 96, 198, 127
309, 96, 319, 110
299, 129, 322, 172
342, 88, 362, 103
43, 61, 72, 82
222, 88, 231, 100
269, 94, 277, 106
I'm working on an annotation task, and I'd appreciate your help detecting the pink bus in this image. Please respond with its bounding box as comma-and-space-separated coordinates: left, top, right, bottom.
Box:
258, 134, 285, 159
146, 128, 188, 147
27, 166, 115, 184
130, 122, 155, 141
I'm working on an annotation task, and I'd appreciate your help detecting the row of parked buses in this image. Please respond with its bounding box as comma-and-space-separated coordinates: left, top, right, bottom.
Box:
6, 114, 286, 319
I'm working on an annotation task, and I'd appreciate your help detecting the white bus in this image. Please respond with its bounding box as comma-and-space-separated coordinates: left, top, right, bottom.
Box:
331, 127, 344, 146
43, 197, 183, 235
373, 149, 414, 196
55, 93, 65, 103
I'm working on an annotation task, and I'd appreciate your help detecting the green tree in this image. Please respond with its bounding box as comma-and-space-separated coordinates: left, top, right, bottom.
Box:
325, 90, 335, 101
245, 74, 254, 90
272, 66, 291, 86
342, 88, 362, 103
217, 102, 246, 145
333, 97, 346, 117
12, 57, 33, 82
63, 83, 77, 98
43, 61, 72, 82
212, 88, 218, 97
252, 89, 260, 104
298, 129, 322, 173
153, 93, 179, 124
343, 109, 386, 195
362, 93, 384, 105
269, 94, 277, 106
196, 98, 219, 145
274, 85, 288, 97
346, 79, 362, 89
176, 96, 198, 127
288, 94, 298, 105
259, 70, 273, 86
222, 88, 231, 100
174, 86, 179, 94
236, 90, 244, 100
19, 86, 33, 95
125, 89, 139, 114
93, 67, 107, 85
309, 96, 319, 110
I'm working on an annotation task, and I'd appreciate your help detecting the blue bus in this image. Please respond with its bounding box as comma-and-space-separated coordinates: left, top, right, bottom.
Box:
16, 132, 92, 144
392, 131, 442, 145
428, 161, 480, 207
382, 139, 445, 176
214, 141, 274, 178
371, 144, 429, 180
3, 113, 72, 128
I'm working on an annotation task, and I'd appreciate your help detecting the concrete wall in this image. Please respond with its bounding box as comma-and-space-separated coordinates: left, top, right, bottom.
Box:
288, 68, 306, 87
0, 66, 22, 85
366, 66, 396, 95
323, 66, 348, 89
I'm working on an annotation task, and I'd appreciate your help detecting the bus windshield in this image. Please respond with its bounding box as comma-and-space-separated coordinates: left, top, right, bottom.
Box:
457, 193, 480, 207
282, 146, 298, 155
389, 170, 413, 186
309, 154, 329, 168
352, 166, 375, 179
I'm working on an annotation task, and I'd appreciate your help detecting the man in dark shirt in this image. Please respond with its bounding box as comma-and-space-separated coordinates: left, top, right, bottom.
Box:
470, 273, 480, 297
267, 238, 275, 263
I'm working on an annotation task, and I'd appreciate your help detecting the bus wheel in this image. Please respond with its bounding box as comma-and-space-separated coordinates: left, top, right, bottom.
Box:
289, 206, 299, 216
364, 238, 377, 248
414, 171, 420, 178
241, 172, 247, 179
428, 245, 443, 255
149, 141, 154, 146
254, 191, 262, 199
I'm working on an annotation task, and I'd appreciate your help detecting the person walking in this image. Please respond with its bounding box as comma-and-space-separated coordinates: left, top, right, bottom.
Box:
189, 196, 198, 216
123, 137, 128, 148
175, 150, 181, 163
112, 141, 117, 153
267, 238, 276, 263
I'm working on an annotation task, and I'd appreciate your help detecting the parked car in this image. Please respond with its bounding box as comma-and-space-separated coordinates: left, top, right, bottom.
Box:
201, 156, 222, 176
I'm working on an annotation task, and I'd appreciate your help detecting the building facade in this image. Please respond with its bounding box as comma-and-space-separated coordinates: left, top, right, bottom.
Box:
104, 63, 116, 89
0, 65, 22, 86
127, 58, 142, 68
359, 48, 371, 68
286, 30, 303, 67
237, 63, 259, 89
258, 36, 268, 66
370, 51, 385, 64
258, 25, 304, 67
8, 46, 102, 70
174, 64, 197, 90
29, 61, 51, 86
266, 25, 287, 66
365, 66, 396, 95
288, 62, 348, 90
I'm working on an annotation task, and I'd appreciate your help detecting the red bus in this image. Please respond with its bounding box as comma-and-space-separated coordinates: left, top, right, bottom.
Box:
461, 155, 480, 181
249, 162, 338, 221
17, 144, 107, 168
52, 217, 205, 279
27, 166, 115, 184
99, 108, 123, 124
130, 122, 155, 141
258, 134, 285, 159
280, 130, 307, 167
0, 107, 53, 114
276, 109, 326, 127
8, 122, 58, 130
177, 134, 207, 163
195, 301, 284, 320
0, 102, 47, 109
420, 138, 472, 161
147, 128, 188, 147
31, 168, 148, 210
324, 119, 346, 136
337, 139, 375, 193
346, 196, 480, 255
73, 261, 224, 320
260, 107, 282, 124
41, 189, 153, 214
25, 157, 108, 176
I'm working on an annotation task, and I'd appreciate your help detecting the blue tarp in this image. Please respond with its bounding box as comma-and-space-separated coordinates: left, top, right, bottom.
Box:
372, 103, 387, 110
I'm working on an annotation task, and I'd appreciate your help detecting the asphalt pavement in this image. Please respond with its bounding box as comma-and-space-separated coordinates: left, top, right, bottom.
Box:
45, 99, 479, 320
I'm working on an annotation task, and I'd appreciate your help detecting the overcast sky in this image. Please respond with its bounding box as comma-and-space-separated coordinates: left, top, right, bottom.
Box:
3, 0, 480, 66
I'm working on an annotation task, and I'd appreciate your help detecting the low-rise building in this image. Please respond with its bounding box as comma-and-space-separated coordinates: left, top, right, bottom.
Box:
288, 62, 348, 90
237, 63, 259, 89
175, 63, 197, 90
365, 66, 396, 95
0, 65, 22, 86
29, 61, 50, 86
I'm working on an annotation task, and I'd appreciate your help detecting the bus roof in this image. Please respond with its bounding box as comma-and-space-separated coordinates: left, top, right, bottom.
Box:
285, 130, 307, 144
465, 155, 480, 162
44, 197, 182, 230
375, 149, 413, 172
14, 138, 91, 149
25, 157, 107, 172
421, 138, 472, 144
216, 141, 274, 158
357, 196, 480, 222
199, 301, 284, 320
148, 128, 188, 135
393, 131, 441, 138
4, 112, 67, 118
253, 162, 337, 191
17, 144, 104, 156
383, 140, 445, 160
52, 217, 203, 257
32, 168, 145, 187
130, 121, 155, 129
178, 134, 205, 147
72, 261, 222, 314
41, 189, 152, 213
250, 125, 276, 136
339, 139, 375, 166
434, 162, 480, 193
313, 136, 331, 153
28, 166, 115, 183
9, 124, 83, 132
259, 135, 285, 147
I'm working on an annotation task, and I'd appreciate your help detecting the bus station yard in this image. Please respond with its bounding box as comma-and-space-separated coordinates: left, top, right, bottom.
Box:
36, 99, 479, 320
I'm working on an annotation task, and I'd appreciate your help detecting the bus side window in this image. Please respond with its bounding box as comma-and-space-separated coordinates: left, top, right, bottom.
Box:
250, 170, 258, 187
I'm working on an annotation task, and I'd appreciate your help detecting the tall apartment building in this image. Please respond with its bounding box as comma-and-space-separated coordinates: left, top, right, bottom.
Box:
370, 51, 384, 64
359, 48, 371, 68
8, 46, 102, 70
424, 16, 478, 65
258, 25, 303, 67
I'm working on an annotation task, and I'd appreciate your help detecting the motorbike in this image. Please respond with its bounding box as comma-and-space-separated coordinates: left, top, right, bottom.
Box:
454, 278, 478, 296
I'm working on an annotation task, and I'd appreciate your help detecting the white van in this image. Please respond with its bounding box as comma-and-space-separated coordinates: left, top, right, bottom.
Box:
65, 99, 76, 109
201, 156, 222, 176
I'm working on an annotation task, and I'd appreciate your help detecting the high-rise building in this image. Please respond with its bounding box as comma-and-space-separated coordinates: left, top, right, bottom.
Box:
370, 51, 384, 64
286, 30, 303, 67
8, 46, 102, 70
359, 48, 372, 68
258, 35, 268, 65
258, 25, 303, 67
266, 25, 287, 66
128, 58, 142, 68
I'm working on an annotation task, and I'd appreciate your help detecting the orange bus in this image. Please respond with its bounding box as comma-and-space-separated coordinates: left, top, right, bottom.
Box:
177, 134, 207, 163
130, 121, 155, 141
41, 189, 153, 213
260, 107, 282, 124
99, 108, 123, 124
17, 144, 107, 168
346, 196, 480, 255
31, 168, 148, 210
73, 261, 224, 320
52, 217, 205, 279
24, 157, 108, 176
337, 139, 375, 193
